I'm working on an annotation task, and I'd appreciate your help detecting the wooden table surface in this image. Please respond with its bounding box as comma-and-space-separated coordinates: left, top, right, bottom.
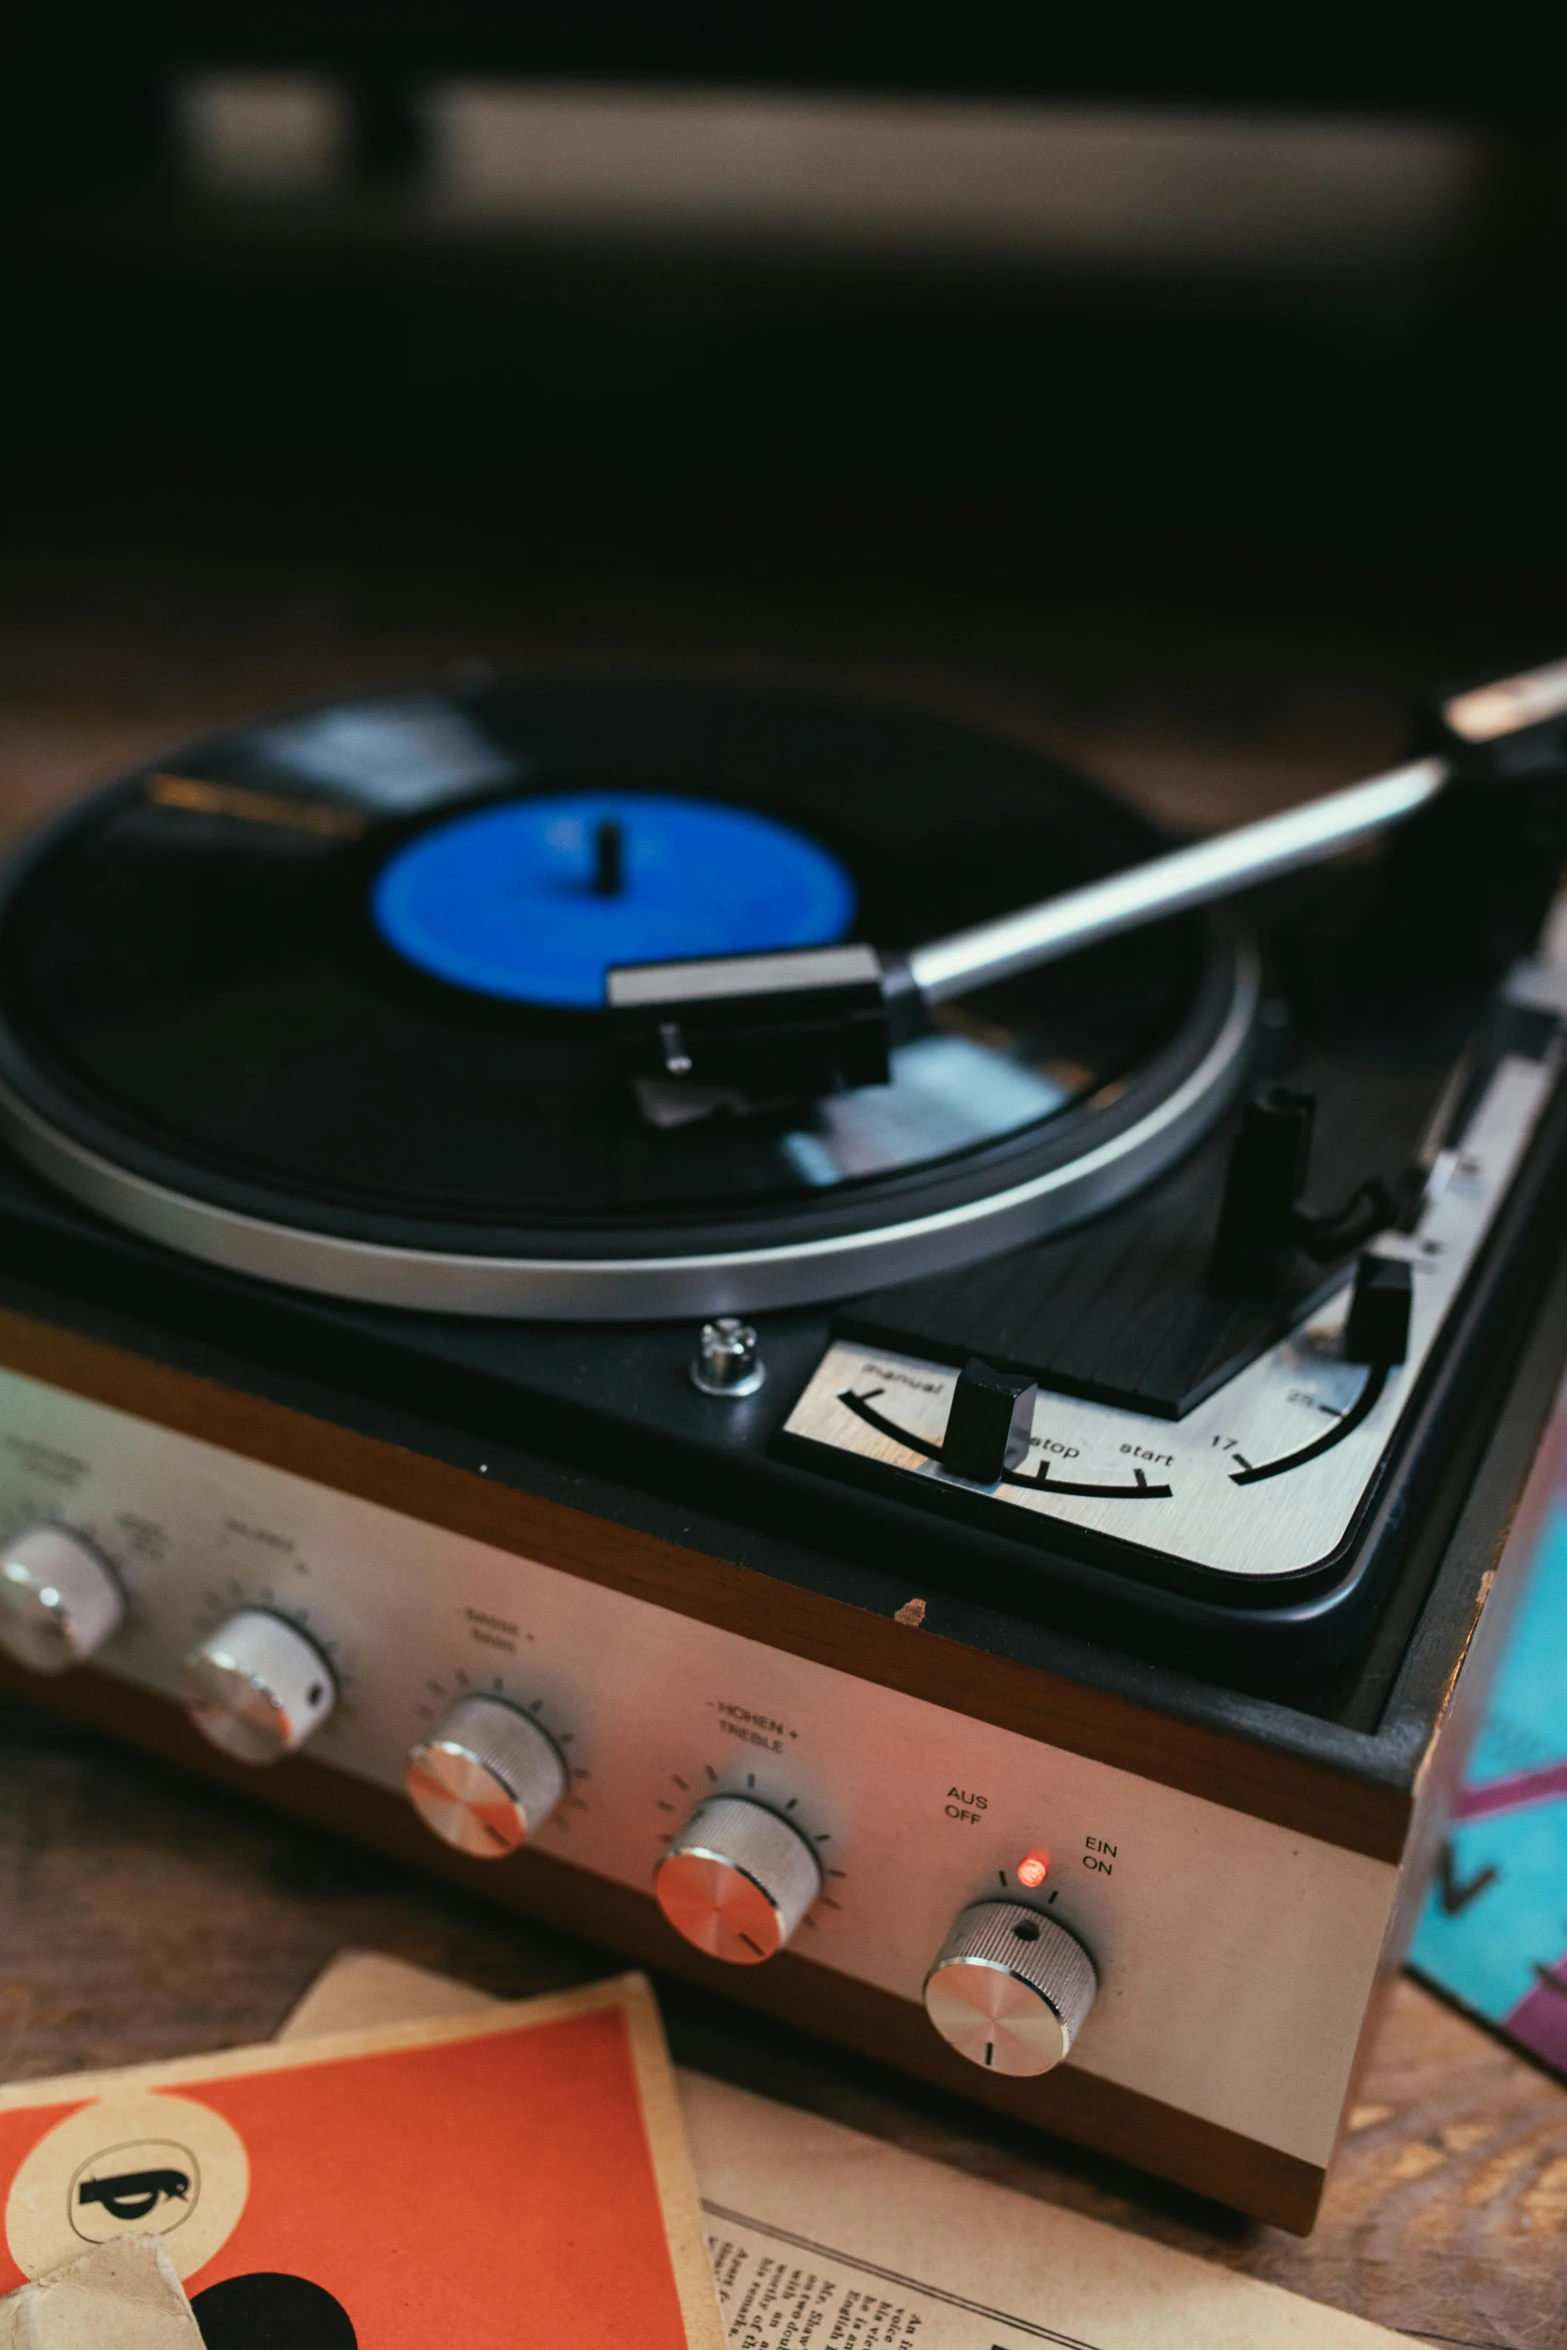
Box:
1, 556, 1565, 2350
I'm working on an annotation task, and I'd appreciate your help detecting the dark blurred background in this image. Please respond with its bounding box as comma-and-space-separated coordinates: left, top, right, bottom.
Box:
8, 16, 1567, 585
3, 12, 1566, 833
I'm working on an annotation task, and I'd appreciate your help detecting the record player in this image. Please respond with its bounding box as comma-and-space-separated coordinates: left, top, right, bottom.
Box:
2, 660, 1567, 2231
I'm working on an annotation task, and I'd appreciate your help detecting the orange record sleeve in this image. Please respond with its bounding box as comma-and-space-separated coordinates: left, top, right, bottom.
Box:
0, 1971, 725, 2350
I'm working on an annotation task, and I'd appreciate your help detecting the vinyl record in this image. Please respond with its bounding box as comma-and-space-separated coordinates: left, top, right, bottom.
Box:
0, 680, 1258, 1315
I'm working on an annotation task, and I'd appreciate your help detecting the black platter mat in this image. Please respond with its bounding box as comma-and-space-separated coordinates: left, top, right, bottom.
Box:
0, 680, 1238, 1257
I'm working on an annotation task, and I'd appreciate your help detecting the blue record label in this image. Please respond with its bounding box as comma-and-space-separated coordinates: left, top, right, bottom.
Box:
371, 792, 857, 1008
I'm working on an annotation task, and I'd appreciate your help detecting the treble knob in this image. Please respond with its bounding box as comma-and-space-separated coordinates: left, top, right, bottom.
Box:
406, 1695, 567, 1858
655, 1794, 822, 1964
179, 1608, 336, 1766
924, 1901, 1097, 2076
0, 1524, 125, 1676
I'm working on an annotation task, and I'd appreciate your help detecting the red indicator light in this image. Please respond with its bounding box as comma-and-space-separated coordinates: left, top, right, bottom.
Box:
1015, 1849, 1050, 1889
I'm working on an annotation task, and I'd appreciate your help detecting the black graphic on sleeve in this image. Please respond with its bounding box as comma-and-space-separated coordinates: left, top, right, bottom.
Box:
192, 2271, 356, 2348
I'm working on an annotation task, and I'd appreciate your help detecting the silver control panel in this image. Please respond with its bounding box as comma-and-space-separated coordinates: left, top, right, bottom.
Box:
0, 1362, 1395, 2170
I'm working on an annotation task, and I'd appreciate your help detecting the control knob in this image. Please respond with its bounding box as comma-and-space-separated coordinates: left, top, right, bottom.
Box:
655, 1794, 822, 1964
407, 1695, 568, 1858
923, 1901, 1097, 2076
0, 1524, 125, 1676
180, 1608, 336, 1766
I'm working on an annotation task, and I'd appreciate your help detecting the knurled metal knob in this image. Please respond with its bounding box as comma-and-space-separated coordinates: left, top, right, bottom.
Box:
0, 1524, 125, 1676
690, 1318, 765, 1398
179, 1607, 336, 1766
924, 1900, 1098, 2076
406, 1694, 568, 1859
655, 1793, 821, 1963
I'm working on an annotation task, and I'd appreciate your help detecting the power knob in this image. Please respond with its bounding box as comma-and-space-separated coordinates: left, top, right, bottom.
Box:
179, 1608, 336, 1766
406, 1695, 568, 1858
0, 1524, 125, 1675
655, 1794, 822, 1965
923, 1901, 1097, 2076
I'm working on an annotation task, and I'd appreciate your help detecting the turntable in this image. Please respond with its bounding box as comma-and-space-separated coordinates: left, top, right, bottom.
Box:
1, 660, 1566, 2230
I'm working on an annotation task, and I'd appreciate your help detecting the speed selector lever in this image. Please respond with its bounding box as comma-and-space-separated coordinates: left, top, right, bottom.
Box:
1343, 1251, 1412, 1367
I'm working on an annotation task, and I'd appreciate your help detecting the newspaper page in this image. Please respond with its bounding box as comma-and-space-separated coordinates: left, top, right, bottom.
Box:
283, 1951, 1401, 2350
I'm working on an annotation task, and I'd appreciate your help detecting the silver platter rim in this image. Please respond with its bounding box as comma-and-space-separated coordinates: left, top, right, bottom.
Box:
0, 942, 1258, 1321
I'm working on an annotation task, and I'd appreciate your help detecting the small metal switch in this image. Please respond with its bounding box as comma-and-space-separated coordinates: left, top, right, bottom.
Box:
690, 1317, 766, 1398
